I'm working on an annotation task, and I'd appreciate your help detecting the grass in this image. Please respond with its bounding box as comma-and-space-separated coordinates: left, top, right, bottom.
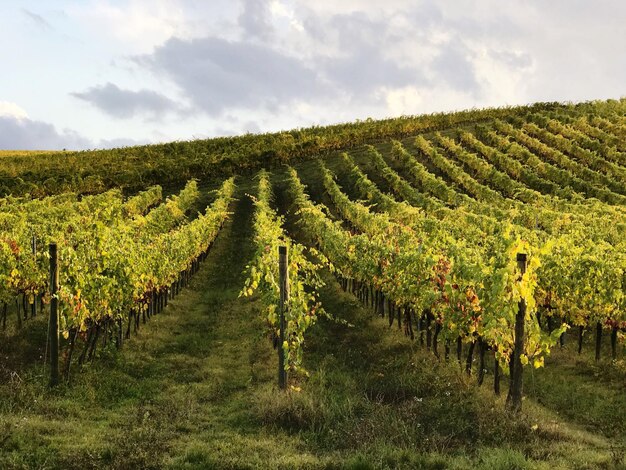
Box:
0, 150, 63, 157
0, 172, 625, 469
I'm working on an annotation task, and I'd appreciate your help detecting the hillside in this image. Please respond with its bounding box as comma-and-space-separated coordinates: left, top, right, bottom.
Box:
1, 98, 624, 197
1, 98, 626, 469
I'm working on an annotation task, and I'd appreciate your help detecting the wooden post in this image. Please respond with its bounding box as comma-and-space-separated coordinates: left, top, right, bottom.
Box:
426, 310, 432, 350
477, 338, 486, 386
465, 340, 475, 375
278, 246, 289, 390
16, 297, 22, 329
578, 326, 584, 354
506, 253, 527, 412
31, 235, 37, 318
595, 322, 602, 362
494, 357, 501, 395
49, 243, 59, 387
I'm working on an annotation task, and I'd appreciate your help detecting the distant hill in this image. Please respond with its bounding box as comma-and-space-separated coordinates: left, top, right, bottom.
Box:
0, 98, 623, 197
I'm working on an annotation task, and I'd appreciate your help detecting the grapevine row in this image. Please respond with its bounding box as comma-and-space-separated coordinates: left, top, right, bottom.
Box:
241, 170, 325, 375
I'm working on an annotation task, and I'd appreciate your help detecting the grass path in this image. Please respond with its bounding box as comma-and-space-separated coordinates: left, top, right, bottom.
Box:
0, 177, 624, 469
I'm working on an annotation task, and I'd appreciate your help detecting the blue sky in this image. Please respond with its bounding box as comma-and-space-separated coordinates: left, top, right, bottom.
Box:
0, 0, 624, 150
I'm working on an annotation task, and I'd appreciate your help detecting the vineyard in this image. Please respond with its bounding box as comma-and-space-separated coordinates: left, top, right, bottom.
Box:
1, 98, 626, 469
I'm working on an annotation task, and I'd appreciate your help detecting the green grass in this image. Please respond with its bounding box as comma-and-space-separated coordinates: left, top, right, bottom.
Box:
0, 174, 625, 469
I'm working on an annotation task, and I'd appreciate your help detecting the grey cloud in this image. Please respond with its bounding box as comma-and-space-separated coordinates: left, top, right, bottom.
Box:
447, 15, 523, 42
431, 41, 480, 95
137, 37, 324, 116
410, 2, 444, 28
79, 0, 621, 131
21, 8, 53, 31
0, 116, 151, 151
238, 0, 273, 39
323, 44, 420, 95
242, 120, 261, 133
213, 120, 261, 137
489, 50, 533, 69
0, 116, 92, 151
130, 7, 482, 118
319, 12, 425, 93
312, 9, 481, 96
71, 83, 180, 119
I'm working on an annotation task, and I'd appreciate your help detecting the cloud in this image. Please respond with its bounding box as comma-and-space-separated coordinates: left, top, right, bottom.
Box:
130, 9, 429, 117
431, 40, 480, 95
137, 36, 324, 116
489, 50, 533, 69
239, 0, 273, 39
0, 116, 92, 151
5, 0, 626, 145
98, 137, 150, 148
66, 0, 239, 53
70, 2, 547, 128
71, 83, 181, 119
21, 8, 53, 31
0, 102, 29, 120
0, 109, 149, 151
317, 12, 425, 95
67, 0, 187, 52
323, 44, 421, 96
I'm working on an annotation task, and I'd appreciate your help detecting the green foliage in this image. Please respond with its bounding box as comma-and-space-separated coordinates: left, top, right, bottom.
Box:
241, 170, 325, 374
308, 162, 563, 369
0, 178, 234, 336
1, 100, 614, 198
1, 171, 625, 469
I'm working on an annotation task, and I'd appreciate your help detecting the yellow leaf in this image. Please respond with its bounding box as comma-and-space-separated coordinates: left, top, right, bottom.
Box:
520, 354, 529, 366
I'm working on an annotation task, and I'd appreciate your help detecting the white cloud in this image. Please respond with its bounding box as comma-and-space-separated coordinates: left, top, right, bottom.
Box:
384, 87, 423, 116
0, 102, 29, 120
472, 48, 533, 107
296, 0, 415, 16
67, 0, 189, 52
270, 1, 304, 32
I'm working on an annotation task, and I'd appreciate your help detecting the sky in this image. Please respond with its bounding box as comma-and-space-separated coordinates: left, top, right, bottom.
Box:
0, 0, 624, 150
